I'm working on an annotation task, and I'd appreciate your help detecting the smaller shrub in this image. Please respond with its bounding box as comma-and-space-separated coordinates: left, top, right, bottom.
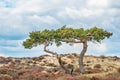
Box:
72, 53, 78, 57
0, 57, 6, 63
91, 76, 100, 80
86, 61, 91, 63
38, 56, 45, 60
94, 64, 101, 68
14, 59, 21, 63
87, 68, 101, 73
51, 71, 65, 79
56, 76, 67, 80
117, 67, 120, 73
66, 76, 90, 80
47, 63, 57, 67
99, 55, 106, 59
74, 68, 80, 73
51, 67, 60, 72
22, 74, 35, 80
18, 69, 28, 75
105, 73, 120, 80
0, 68, 9, 74
86, 67, 92, 70
0, 74, 13, 80
67, 55, 74, 59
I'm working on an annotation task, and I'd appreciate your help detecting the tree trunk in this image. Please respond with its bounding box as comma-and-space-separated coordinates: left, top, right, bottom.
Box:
57, 55, 73, 75
79, 41, 88, 74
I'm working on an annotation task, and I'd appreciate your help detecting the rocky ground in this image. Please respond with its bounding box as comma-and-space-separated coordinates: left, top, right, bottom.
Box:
0, 54, 120, 80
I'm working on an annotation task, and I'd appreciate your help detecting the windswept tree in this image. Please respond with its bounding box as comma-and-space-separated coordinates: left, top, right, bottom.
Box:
23, 26, 112, 74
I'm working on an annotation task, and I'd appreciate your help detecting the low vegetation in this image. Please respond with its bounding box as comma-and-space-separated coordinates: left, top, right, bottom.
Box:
0, 54, 119, 80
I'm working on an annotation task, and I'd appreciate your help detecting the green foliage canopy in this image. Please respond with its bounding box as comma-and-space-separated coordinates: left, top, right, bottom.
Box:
23, 26, 112, 49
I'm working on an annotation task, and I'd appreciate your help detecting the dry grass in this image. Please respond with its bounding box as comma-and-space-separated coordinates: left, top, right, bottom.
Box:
0, 54, 119, 80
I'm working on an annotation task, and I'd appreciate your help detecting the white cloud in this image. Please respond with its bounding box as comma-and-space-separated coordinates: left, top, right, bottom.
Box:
48, 43, 82, 54
11, 1, 41, 14
64, 7, 104, 19
0, 0, 119, 35
89, 42, 107, 53
0, 1, 5, 7
86, 0, 109, 8
0, 39, 45, 57
30, 15, 59, 25
0, 0, 119, 57
0, 39, 21, 47
109, 0, 120, 8
47, 42, 108, 56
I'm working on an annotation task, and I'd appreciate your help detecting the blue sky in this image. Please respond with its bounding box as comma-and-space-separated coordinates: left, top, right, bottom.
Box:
0, 0, 120, 57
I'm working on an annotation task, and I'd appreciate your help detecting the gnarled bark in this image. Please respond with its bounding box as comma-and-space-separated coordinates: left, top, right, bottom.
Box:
79, 41, 88, 74
44, 41, 73, 74
57, 55, 73, 75
44, 41, 58, 56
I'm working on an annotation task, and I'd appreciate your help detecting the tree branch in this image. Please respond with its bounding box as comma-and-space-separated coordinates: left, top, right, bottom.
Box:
44, 41, 58, 55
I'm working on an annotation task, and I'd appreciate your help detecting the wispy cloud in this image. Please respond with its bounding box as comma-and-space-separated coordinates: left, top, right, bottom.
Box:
0, 0, 119, 57
0, 53, 8, 57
